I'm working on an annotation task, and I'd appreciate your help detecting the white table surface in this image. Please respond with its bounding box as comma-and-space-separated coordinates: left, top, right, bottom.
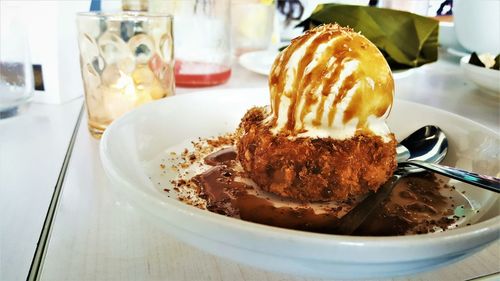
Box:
3, 50, 500, 281
0, 99, 83, 281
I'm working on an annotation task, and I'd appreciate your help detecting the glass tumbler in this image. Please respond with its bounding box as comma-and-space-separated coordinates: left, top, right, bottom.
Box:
231, 0, 275, 56
152, 0, 231, 87
76, 12, 174, 138
0, 12, 34, 118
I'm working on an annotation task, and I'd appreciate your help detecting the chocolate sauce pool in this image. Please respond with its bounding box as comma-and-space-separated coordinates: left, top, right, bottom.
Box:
193, 147, 456, 236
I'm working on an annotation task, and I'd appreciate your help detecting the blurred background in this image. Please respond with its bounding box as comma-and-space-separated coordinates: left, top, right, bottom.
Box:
0, 0, 496, 112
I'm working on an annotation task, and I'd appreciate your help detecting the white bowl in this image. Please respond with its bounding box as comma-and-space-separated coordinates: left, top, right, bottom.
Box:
100, 89, 500, 279
460, 56, 500, 96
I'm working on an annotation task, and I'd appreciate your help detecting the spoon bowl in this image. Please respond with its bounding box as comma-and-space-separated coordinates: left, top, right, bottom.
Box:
396, 125, 448, 172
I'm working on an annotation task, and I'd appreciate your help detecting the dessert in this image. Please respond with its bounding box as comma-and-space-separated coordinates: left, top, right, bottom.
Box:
238, 24, 397, 202
160, 24, 460, 236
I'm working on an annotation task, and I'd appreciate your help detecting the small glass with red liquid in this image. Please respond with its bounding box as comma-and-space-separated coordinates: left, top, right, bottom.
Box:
159, 0, 231, 87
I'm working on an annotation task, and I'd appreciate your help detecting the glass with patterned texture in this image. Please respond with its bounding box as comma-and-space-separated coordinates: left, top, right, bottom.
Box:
76, 12, 174, 138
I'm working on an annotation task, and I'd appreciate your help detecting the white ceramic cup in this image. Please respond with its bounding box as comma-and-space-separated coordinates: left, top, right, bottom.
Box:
454, 0, 500, 54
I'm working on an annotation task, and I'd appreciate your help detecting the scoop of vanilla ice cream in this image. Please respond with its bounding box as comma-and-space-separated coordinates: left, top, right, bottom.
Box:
266, 24, 394, 141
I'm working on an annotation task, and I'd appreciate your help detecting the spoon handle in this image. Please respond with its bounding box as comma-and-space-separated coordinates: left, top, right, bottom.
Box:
401, 160, 500, 193
334, 171, 406, 235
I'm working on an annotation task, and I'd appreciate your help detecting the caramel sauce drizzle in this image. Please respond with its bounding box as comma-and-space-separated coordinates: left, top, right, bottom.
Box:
268, 24, 394, 135
269, 34, 311, 128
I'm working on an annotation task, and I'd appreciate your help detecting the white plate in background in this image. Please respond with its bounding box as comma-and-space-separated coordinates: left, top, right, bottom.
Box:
239, 50, 416, 79
238, 50, 278, 76
448, 47, 470, 58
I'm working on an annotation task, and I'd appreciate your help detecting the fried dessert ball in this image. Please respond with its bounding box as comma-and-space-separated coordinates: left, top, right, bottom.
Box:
237, 107, 397, 202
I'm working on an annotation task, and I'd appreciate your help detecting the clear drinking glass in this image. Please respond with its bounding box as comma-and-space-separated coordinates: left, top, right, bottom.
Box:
0, 15, 34, 118
76, 12, 174, 138
231, 0, 276, 56
152, 0, 231, 87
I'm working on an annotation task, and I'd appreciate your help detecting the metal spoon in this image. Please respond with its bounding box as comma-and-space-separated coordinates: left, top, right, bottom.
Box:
334, 125, 449, 235
399, 152, 500, 194
336, 125, 500, 235
396, 125, 448, 168
398, 126, 500, 192
400, 161, 500, 193
397, 126, 499, 192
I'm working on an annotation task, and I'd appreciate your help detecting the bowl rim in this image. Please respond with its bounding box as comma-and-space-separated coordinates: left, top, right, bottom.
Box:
100, 89, 500, 252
